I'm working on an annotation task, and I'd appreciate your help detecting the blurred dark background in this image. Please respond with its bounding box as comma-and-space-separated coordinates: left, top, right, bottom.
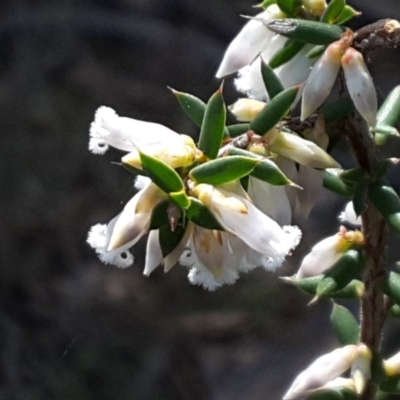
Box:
1, 1, 400, 399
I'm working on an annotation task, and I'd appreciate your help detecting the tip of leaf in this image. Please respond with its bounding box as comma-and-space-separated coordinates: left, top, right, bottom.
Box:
279, 276, 295, 283
217, 81, 225, 93
289, 182, 303, 190
308, 295, 320, 306
167, 86, 178, 95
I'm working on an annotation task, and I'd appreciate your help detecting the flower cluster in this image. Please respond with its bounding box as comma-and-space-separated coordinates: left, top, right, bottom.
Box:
87, 106, 307, 290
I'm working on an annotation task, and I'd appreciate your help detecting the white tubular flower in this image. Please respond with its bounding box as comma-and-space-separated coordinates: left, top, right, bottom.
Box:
339, 201, 362, 227
235, 40, 315, 100
216, 5, 285, 79
296, 227, 364, 278
384, 350, 400, 377
351, 344, 372, 394
87, 182, 168, 268
89, 106, 182, 155
247, 176, 292, 226
301, 42, 343, 121
181, 224, 295, 291
122, 134, 197, 170
342, 48, 378, 127
190, 182, 301, 269
267, 129, 340, 169
228, 98, 266, 122
283, 345, 358, 400
143, 223, 194, 276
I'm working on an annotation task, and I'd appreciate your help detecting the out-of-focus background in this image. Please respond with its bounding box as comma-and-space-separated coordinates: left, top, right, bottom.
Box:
1, 1, 400, 399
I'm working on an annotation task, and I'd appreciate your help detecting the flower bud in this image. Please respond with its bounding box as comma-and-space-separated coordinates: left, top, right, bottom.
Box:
384, 350, 400, 376
342, 48, 377, 127
296, 226, 364, 278
351, 344, 372, 394
122, 134, 197, 169
228, 98, 266, 122
302, 0, 327, 16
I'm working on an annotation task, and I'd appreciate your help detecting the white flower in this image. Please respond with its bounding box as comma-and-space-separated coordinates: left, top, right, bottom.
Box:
89, 106, 180, 154
247, 176, 292, 226
283, 345, 359, 400
191, 182, 301, 268
339, 201, 362, 227
228, 98, 266, 122
87, 182, 168, 268
216, 5, 285, 79
384, 350, 400, 377
342, 47, 377, 127
296, 227, 364, 278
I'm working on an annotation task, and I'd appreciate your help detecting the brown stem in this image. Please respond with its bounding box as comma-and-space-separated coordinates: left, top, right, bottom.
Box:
344, 114, 388, 399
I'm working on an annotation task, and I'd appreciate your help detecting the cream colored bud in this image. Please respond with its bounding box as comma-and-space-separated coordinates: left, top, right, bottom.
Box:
228, 98, 266, 122
302, 0, 327, 16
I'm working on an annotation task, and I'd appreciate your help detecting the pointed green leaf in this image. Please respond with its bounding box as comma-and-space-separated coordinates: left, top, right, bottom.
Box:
320, 0, 345, 24
189, 156, 259, 186
150, 200, 169, 229
372, 158, 398, 179
198, 86, 226, 159
323, 169, 354, 197
227, 148, 293, 186
281, 275, 323, 295
317, 250, 366, 298
353, 176, 369, 216
140, 152, 184, 193
258, 0, 276, 9
276, 0, 302, 16
339, 167, 365, 185
263, 19, 346, 45
380, 377, 400, 394
368, 182, 400, 234
170, 88, 206, 128
382, 271, 400, 306
249, 86, 299, 135
269, 39, 305, 69
186, 197, 223, 230
328, 280, 364, 299
335, 5, 361, 25
330, 303, 359, 345
377, 86, 400, 127
320, 99, 354, 124
115, 162, 149, 177
261, 61, 284, 99
159, 223, 187, 258
307, 44, 326, 59
226, 123, 250, 138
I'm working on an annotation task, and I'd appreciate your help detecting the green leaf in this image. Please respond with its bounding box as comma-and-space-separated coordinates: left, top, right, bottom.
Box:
159, 223, 187, 258
269, 39, 305, 69
226, 123, 250, 138
334, 5, 361, 25
140, 152, 184, 193
389, 304, 400, 318
330, 303, 359, 345
308, 388, 358, 400
281, 275, 323, 295
261, 61, 284, 99
170, 88, 206, 128
368, 182, 400, 234
169, 190, 191, 209
307, 44, 326, 59
149, 200, 169, 229
258, 0, 276, 9
372, 158, 398, 179
353, 176, 369, 216
115, 162, 149, 177
339, 167, 365, 185
377, 86, 400, 127
316, 250, 366, 298
323, 169, 354, 197
320, 99, 355, 124
380, 377, 400, 394
263, 19, 346, 45
249, 86, 299, 135
382, 271, 400, 306
198, 85, 226, 159
227, 148, 293, 186
189, 156, 259, 186
186, 197, 223, 230
276, 0, 302, 16
374, 125, 399, 146
320, 0, 345, 24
